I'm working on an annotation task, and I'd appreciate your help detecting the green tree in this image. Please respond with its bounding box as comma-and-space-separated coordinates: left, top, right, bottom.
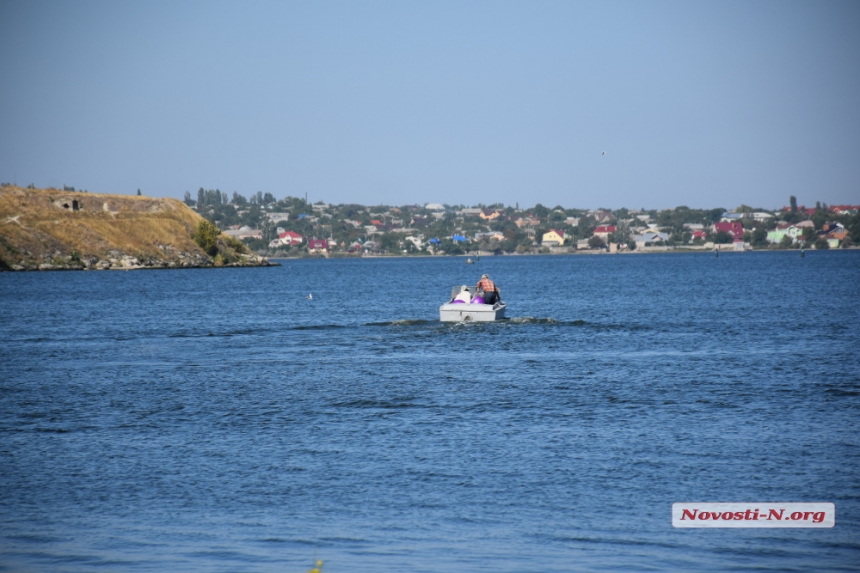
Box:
712, 230, 733, 244
751, 227, 768, 248
814, 237, 829, 250
440, 241, 464, 255
261, 219, 276, 243
779, 235, 793, 249
588, 235, 605, 249
848, 214, 860, 243
782, 211, 802, 224
548, 210, 566, 224
811, 210, 828, 230
379, 232, 406, 252
193, 219, 220, 256
609, 221, 631, 245
790, 195, 797, 212
707, 208, 726, 223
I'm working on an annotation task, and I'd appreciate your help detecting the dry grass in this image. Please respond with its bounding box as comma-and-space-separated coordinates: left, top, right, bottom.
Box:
0, 186, 213, 265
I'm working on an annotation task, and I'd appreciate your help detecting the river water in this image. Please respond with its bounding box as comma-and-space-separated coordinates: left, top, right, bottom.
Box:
1, 251, 859, 572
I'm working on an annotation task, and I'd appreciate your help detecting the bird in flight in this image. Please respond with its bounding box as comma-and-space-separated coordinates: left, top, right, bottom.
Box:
601, 151, 606, 156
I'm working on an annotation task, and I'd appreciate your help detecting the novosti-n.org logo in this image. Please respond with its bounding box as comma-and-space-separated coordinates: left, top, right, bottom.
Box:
672, 503, 834, 528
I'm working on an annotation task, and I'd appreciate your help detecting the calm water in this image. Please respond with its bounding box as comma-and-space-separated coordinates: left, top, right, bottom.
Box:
1, 251, 859, 572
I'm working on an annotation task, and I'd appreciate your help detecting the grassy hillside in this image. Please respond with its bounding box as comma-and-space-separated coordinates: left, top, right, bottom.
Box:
0, 186, 270, 270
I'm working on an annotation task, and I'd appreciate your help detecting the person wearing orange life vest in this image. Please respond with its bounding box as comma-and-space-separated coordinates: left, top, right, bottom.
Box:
476, 274, 501, 305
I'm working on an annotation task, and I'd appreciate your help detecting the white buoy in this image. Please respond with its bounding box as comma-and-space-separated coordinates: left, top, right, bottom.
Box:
307, 293, 313, 300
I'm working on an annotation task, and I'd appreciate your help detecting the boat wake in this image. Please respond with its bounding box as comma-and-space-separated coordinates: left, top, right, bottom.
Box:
365, 319, 433, 327
506, 317, 562, 325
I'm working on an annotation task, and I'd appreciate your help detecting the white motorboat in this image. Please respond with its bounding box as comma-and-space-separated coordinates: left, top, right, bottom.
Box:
439, 286, 506, 322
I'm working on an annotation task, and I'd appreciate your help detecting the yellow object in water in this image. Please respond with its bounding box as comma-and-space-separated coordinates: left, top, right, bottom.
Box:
307, 559, 323, 573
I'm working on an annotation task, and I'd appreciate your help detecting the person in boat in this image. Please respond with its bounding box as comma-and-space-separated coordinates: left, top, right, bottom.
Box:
476, 274, 500, 305
453, 285, 472, 303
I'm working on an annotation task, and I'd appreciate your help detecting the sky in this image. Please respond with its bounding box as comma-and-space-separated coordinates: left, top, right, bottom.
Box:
1, 0, 858, 210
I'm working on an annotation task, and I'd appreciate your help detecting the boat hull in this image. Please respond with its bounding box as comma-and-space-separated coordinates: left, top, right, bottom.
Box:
439, 302, 506, 322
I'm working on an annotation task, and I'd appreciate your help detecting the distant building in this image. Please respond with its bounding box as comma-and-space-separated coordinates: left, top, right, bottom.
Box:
713, 221, 744, 241
830, 205, 860, 215
593, 209, 613, 223
405, 236, 424, 249
272, 231, 303, 246
459, 208, 482, 217
223, 227, 262, 240
752, 212, 774, 222
307, 238, 329, 253
541, 229, 565, 246
766, 223, 802, 244
480, 209, 503, 221
474, 231, 505, 242
593, 225, 616, 240
634, 232, 669, 249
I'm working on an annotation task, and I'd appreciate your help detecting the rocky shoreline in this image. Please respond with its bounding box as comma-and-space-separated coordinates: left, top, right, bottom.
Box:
6, 247, 277, 271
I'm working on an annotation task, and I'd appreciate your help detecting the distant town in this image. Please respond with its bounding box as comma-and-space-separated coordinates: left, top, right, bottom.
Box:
187, 189, 859, 256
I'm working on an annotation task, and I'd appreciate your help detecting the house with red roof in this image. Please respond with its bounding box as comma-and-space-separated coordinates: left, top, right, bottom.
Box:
278, 231, 303, 245
269, 231, 303, 248
593, 225, 616, 239
712, 222, 743, 241
307, 238, 329, 254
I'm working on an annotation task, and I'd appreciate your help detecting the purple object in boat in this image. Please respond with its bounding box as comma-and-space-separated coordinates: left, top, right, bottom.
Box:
471, 296, 485, 304
451, 299, 465, 304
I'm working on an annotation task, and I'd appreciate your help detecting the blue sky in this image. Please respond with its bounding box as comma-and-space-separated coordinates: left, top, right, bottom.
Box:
1, 0, 858, 210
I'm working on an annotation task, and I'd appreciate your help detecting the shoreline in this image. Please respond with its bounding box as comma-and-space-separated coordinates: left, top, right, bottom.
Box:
6, 246, 855, 271
266, 246, 857, 261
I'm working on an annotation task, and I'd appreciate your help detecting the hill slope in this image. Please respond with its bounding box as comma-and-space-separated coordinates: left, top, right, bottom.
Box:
0, 186, 272, 270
